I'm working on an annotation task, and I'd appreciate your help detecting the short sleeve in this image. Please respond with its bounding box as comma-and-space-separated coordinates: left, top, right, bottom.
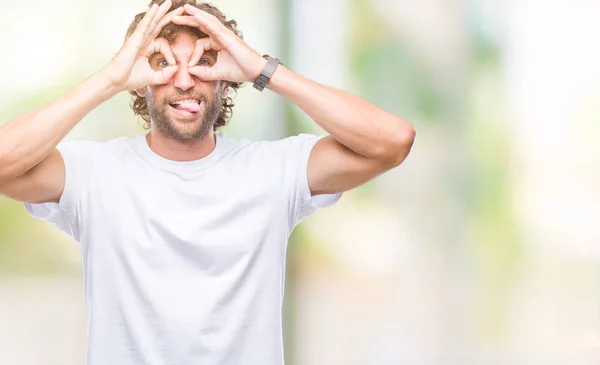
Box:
278, 134, 342, 231
24, 140, 100, 243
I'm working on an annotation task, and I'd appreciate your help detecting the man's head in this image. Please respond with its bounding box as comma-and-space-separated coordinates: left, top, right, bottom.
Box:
125, 0, 242, 141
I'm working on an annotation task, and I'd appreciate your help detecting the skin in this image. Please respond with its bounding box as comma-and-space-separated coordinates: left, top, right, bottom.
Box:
143, 31, 224, 143
140, 30, 227, 157
0, 0, 415, 204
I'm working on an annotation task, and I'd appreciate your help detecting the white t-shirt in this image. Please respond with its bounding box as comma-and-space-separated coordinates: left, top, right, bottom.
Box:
25, 132, 341, 365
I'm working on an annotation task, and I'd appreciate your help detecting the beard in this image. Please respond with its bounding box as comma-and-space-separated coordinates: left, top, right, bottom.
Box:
146, 85, 223, 142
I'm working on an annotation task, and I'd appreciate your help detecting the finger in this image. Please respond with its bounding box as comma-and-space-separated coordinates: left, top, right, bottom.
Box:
189, 65, 220, 82
171, 15, 202, 29
144, 0, 173, 44
182, 4, 223, 31
172, 15, 232, 49
157, 38, 177, 66
156, 0, 173, 19
181, 6, 222, 35
150, 6, 185, 40
144, 38, 176, 66
180, 6, 235, 45
127, 4, 159, 48
147, 0, 172, 34
150, 65, 178, 85
187, 38, 214, 68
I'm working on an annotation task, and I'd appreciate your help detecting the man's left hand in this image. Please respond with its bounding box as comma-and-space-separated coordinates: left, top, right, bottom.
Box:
172, 4, 267, 84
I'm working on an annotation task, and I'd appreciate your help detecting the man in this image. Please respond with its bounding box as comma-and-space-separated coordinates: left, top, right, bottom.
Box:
0, 0, 415, 364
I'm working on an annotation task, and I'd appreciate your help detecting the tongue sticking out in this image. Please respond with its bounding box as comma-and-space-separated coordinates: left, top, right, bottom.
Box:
174, 103, 200, 113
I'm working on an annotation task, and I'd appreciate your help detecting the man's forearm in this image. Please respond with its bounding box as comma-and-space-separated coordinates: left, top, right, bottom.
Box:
0, 71, 119, 183
267, 66, 415, 163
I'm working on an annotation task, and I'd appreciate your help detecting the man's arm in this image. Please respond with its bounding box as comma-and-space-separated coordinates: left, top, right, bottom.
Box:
0, 73, 117, 203
173, 5, 415, 197
267, 66, 415, 195
0, 150, 66, 204
0, 1, 180, 203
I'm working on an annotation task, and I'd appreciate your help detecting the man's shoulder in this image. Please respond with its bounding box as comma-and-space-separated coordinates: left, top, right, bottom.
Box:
55, 135, 139, 164
221, 132, 321, 151
217, 133, 324, 170
58, 135, 133, 149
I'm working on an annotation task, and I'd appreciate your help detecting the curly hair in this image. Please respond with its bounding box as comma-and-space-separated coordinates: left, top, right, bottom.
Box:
125, 0, 243, 130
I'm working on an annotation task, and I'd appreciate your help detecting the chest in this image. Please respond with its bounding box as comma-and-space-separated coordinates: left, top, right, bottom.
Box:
81, 159, 288, 273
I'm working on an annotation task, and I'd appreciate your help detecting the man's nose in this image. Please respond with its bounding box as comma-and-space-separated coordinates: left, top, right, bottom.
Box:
172, 65, 196, 92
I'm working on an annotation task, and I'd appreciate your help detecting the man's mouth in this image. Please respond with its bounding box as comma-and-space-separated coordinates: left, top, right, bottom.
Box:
169, 99, 201, 115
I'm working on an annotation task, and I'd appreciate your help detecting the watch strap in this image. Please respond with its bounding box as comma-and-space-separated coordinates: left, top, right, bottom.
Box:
253, 55, 281, 91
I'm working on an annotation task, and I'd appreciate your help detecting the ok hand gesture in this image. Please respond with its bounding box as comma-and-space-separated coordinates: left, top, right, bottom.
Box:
102, 0, 183, 91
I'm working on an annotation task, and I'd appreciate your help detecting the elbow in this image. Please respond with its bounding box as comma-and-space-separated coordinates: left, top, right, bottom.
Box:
377, 124, 416, 166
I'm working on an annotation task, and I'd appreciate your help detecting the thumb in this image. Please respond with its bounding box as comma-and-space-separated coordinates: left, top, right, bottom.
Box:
189, 66, 222, 82
150, 65, 178, 85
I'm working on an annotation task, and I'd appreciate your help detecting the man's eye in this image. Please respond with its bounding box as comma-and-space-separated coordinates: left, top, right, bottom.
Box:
197, 59, 211, 66
157, 60, 169, 68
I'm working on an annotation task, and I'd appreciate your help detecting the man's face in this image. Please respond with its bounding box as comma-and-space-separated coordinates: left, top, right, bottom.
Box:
140, 30, 224, 142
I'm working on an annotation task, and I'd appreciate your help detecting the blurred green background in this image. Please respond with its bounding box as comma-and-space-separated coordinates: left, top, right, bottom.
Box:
2, 0, 600, 364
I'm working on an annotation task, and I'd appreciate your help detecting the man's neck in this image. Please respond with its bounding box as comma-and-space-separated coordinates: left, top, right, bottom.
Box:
146, 130, 216, 162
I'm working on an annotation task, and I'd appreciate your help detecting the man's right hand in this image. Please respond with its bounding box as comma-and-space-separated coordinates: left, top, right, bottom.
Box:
101, 0, 183, 92
0, 0, 182, 203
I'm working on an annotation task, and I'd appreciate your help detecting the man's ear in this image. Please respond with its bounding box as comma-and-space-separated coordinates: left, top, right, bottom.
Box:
136, 88, 146, 98
221, 84, 228, 100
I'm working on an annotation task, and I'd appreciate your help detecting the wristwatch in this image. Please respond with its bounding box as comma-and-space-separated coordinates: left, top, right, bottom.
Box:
253, 55, 282, 92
